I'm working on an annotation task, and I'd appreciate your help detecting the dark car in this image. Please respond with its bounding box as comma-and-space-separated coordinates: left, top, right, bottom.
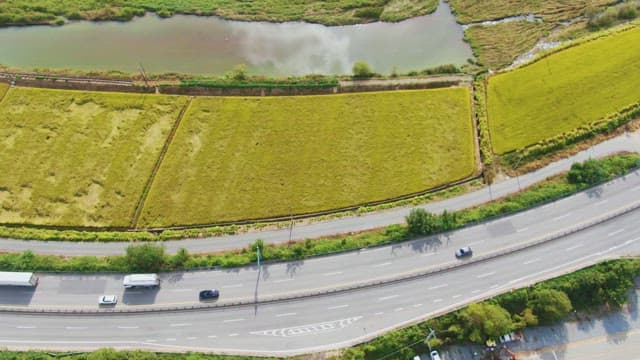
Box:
455, 246, 473, 258
199, 289, 220, 301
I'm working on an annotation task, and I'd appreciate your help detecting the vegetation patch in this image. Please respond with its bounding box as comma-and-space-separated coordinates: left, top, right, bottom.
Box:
0, 87, 187, 227
465, 21, 553, 70
0, 0, 438, 27
140, 88, 475, 227
0, 82, 9, 101
487, 26, 640, 154
449, 0, 615, 24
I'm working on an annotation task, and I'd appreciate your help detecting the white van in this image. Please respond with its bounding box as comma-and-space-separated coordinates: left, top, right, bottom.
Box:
123, 274, 160, 288
0, 272, 38, 287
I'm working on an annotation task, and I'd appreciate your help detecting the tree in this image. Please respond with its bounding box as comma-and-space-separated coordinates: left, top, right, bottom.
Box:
567, 158, 608, 185
530, 288, 572, 324
169, 247, 190, 269
227, 64, 248, 81
87, 348, 126, 360
457, 303, 513, 343
125, 243, 166, 272
352, 60, 373, 78
406, 208, 439, 235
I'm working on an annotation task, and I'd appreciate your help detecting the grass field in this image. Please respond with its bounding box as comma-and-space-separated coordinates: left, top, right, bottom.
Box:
140, 88, 475, 227
0, 82, 9, 101
449, 0, 615, 24
0, 0, 437, 26
0, 88, 187, 227
487, 26, 640, 154
465, 22, 552, 70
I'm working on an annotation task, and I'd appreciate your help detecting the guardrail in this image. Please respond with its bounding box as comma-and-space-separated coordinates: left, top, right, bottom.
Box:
2, 198, 639, 315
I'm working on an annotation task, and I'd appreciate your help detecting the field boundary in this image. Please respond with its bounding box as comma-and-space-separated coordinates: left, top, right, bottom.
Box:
131, 97, 194, 228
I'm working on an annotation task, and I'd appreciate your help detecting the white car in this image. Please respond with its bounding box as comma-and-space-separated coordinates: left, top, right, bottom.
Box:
430, 350, 442, 360
98, 295, 118, 305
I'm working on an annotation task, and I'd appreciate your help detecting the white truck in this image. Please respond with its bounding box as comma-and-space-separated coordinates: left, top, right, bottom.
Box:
122, 273, 160, 288
0, 271, 38, 287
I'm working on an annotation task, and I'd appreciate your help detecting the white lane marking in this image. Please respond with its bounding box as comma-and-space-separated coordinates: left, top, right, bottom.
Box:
145, 339, 157, 343
413, 303, 423, 308
166, 338, 176, 342
373, 262, 392, 267
422, 253, 436, 257
523, 258, 541, 265
607, 229, 625, 237
323, 271, 343, 276
186, 337, 197, 340
471, 289, 482, 294
169, 323, 191, 327
490, 284, 499, 289
551, 350, 559, 360
374, 312, 385, 316
517, 227, 529, 233
552, 213, 571, 221
328, 304, 349, 310
65, 327, 87, 330
228, 333, 239, 337
595, 199, 609, 206
378, 295, 399, 301
394, 307, 404, 312
476, 271, 496, 278
433, 298, 443, 303
169, 288, 192, 292
16, 326, 36, 329
207, 335, 217, 338
117, 326, 139, 329
221, 284, 243, 288
428, 284, 448, 290
273, 278, 294, 283
276, 312, 297, 317
566, 244, 584, 251
452, 294, 462, 299
223, 318, 245, 323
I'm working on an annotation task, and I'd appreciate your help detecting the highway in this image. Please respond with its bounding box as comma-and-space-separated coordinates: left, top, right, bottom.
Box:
1, 168, 640, 310
0, 208, 638, 355
2, 131, 640, 256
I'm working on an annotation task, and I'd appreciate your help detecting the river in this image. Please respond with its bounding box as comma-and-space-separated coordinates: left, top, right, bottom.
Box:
0, 1, 472, 76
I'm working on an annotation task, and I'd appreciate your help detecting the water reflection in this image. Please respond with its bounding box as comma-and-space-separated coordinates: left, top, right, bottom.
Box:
0, 1, 472, 75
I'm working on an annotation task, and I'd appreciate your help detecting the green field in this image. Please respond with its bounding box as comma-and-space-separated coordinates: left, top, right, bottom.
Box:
140, 89, 475, 227
0, 82, 8, 100
449, 0, 615, 24
487, 26, 640, 154
0, 88, 187, 227
0, 0, 437, 26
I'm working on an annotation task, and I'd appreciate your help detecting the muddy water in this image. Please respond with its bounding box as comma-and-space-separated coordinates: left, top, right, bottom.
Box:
0, 2, 472, 76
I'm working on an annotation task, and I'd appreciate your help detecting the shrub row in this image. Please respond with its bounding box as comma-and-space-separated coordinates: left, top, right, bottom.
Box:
0, 348, 278, 360
1, 154, 637, 273
180, 78, 339, 89
473, 74, 493, 166
502, 101, 640, 167
338, 259, 640, 360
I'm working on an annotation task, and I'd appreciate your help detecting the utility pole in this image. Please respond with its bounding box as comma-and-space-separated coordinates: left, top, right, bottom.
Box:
256, 245, 261, 269
288, 211, 294, 242
138, 62, 150, 87
425, 328, 437, 352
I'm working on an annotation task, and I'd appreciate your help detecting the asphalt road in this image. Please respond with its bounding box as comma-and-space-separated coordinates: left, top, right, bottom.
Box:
0, 209, 638, 356
2, 169, 640, 310
2, 131, 640, 256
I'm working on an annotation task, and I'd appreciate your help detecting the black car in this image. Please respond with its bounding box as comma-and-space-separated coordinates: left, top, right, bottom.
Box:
199, 289, 220, 300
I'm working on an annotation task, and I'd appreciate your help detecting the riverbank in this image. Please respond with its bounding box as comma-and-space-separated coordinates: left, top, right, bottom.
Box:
0, 0, 438, 27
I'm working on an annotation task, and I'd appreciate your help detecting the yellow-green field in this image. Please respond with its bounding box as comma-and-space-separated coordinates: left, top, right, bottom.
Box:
0, 82, 9, 100
0, 87, 187, 227
487, 26, 640, 154
140, 89, 475, 227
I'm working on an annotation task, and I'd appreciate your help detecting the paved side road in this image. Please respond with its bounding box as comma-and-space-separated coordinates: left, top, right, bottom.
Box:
1, 131, 640, 256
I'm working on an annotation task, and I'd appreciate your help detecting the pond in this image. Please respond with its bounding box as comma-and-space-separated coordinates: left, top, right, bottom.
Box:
0, 1, 472, 76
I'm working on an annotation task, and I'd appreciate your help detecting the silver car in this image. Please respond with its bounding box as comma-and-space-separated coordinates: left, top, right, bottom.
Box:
98, 295, 118, 305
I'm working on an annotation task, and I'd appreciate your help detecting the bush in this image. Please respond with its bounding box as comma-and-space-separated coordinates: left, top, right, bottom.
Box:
457, 303, 513, 343
567, 158, 609, 185
125, 244, 166, 272
617, 3, 638, 20
352, 60, 374, 78
529, 288, 573, 324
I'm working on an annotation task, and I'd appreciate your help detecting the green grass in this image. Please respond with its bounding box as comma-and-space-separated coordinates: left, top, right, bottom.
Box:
465, 21, 553, 70
0, 87, 187, 227
140, 88, 475, 227
0, 0, 438, 26
0, 82, 9, 101
487, 26, 640, 154
449, 0, 615, 24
